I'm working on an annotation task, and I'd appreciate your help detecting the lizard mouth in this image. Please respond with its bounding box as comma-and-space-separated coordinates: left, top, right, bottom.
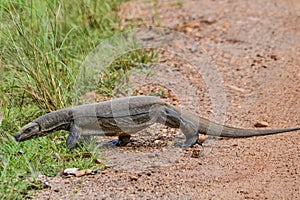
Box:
14, 131, 33, 142
14, 131, 40, 142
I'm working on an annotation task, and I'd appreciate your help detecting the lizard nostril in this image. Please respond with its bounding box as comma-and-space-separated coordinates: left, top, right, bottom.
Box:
14, 132, 21, 140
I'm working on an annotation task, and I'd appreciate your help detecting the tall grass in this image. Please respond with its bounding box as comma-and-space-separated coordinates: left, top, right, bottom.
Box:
0, 0, 132, 198
1, 0, 123, 112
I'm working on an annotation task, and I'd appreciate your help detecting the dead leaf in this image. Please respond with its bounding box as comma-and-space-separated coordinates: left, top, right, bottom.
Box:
95, 158, 102, 164
64, 168, 79, 175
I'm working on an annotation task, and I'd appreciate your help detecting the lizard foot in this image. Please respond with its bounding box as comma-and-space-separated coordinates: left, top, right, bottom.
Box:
96, 139, 129, 148
109, 139, 122, 146
96, 140, 119, 148
174, 139, 203, 148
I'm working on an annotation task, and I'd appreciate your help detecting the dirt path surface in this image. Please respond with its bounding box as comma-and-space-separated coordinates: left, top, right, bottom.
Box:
37, 0, 300, 199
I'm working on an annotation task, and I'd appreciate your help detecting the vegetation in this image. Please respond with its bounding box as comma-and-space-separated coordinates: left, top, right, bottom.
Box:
0, 0, 156, 198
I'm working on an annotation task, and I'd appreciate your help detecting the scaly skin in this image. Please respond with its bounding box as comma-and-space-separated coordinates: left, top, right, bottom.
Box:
15, 96, 300, 148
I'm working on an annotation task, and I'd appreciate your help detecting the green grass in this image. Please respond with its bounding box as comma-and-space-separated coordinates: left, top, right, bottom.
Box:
169, 1, 183, 7
97, 48, 157, 96
0, 0, 157, 198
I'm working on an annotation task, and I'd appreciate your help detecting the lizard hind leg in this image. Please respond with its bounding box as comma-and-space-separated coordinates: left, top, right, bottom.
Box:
158, 106, 199, 148
180, 122, 199, 148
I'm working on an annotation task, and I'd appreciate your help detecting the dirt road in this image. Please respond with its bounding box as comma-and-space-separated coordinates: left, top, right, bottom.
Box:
37, 0, 300, 199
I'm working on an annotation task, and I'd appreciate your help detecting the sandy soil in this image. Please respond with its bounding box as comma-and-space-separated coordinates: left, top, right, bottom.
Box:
36, 0, 300, 199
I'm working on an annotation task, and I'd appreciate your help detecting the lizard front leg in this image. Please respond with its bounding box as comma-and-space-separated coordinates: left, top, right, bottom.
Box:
156, 106, 199, 148
66, 122, 81, 148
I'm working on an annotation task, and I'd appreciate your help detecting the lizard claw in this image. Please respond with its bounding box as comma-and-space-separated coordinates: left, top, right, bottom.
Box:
96, 140, 120, 148
96, 139, 130, 148
173, 142, 190, 149
174, 139, 203, 148
195, 140, 203, 146
109, 139, 121, 146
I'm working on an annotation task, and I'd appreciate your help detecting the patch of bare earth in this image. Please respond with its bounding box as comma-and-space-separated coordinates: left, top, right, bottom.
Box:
36, 0, 300, 199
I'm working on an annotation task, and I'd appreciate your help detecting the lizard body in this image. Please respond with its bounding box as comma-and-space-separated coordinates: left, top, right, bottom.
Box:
15, 96, 300, 148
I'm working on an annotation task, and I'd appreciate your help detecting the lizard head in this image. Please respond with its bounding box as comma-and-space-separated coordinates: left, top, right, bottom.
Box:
14, 122, 41, 142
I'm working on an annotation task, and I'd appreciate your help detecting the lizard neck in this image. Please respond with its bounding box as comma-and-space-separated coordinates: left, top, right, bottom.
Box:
33, 109, 73, 133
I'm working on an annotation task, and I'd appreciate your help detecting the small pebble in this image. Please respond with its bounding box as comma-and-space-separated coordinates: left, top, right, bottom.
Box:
198, 135, 206, 143
54, 188, 60, 192
191, 149, 202, 158
254, 121, 269, 127
129, 176, 138, 181
95, 158, 102, 164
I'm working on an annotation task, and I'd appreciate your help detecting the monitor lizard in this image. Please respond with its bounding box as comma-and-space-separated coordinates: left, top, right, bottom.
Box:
14, 96, 300, 148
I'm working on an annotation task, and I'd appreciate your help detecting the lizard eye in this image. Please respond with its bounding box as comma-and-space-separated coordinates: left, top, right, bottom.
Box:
25, 127, 32, 133
21, 122, 40, 134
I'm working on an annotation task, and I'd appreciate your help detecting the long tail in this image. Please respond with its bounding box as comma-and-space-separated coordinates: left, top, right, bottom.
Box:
197, 117, 300, 137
